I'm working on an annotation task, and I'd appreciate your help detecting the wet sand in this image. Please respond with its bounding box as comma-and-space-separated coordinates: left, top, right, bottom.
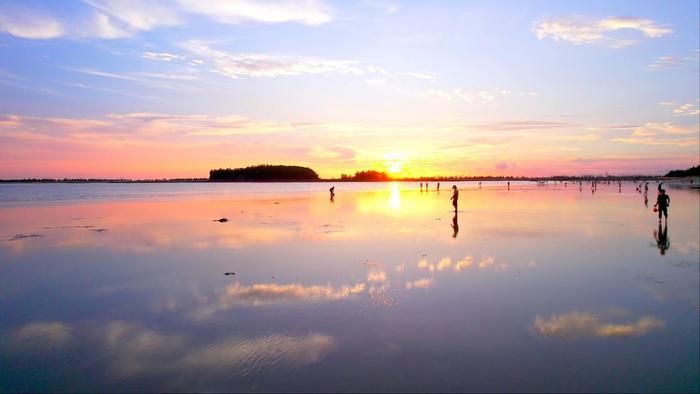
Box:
0, 181, 698, 392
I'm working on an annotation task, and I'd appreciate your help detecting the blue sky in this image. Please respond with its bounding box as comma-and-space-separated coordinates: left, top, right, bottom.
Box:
0, 0, 698, 178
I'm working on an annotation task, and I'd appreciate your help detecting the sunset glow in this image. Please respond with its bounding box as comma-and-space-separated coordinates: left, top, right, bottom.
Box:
0, 1, 698, 178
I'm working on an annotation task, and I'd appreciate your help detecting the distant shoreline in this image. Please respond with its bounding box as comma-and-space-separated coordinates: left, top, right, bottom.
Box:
1, 176, 694, 184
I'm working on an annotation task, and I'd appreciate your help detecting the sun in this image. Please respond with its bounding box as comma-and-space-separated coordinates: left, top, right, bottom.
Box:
383, 152, 407, 176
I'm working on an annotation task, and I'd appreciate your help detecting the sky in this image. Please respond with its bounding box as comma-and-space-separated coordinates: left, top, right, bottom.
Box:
0, 0, 698, 179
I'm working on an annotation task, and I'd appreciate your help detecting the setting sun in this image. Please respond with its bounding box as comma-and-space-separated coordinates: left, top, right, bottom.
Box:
384, 153, 407, 176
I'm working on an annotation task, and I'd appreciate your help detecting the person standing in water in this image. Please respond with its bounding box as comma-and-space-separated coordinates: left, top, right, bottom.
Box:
437, 182, 440, 192
654, 189, 670, 222
450, 185, 459, 212
329, 186, 335, 202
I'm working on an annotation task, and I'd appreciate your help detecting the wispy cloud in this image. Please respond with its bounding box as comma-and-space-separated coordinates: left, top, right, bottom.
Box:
0, 0, 334, 40
181, 40, 367, 78
426, 88, 525, 103
465, 120, 571, 131
140, 52, 184, 62
646, 55, 683, 70
632, 122, 697, 136
533, 16, 672, 48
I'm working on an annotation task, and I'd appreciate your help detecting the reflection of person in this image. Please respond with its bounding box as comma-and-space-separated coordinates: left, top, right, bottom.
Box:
644, 193, 648, 207
451, 211, 459, 238
450, 185, 459, 212
654, 189, 670, 222
329, 186, 335, 202
653, 221, 670, 255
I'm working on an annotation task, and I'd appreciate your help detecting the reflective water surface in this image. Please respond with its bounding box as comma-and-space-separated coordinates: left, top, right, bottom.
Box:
1, 182, 698, 392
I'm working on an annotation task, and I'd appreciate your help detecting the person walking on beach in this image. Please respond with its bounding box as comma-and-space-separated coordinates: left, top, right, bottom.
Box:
450, 185, 459, 212
654, 189, 670, 222
329, 186, 335, 202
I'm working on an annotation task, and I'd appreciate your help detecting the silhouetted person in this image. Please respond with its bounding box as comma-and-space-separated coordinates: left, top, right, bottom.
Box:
329, 186, 335, 202
420, 182, 423, 191
450, 185, 458, 212
653, 221, 670, 255
507, 181, 510, 190
654, 189, 670, 222
657, 181, 664, 192
644, 194, 648, 207
437, 182, 440, 191
451, 211, 459, 238
426, 182, 429, 190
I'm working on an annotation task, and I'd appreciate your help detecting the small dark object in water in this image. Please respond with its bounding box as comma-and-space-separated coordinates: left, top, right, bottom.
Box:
214, 218, 229, 223
224, 272, 235, 276
91, 228, 108, 233
274, 202, 280, 204
8, 233, 43, 241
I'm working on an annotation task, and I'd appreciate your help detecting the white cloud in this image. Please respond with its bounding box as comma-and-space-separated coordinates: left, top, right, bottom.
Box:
84, 0, 184, 32
87, 12, 132, 39
176, 0, 333, 26
672, 103, 700, 116
533, 16, 672, 48
0, 7, 64, 39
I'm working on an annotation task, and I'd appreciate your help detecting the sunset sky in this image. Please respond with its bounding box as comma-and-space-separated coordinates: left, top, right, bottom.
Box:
0, 0, 698, 179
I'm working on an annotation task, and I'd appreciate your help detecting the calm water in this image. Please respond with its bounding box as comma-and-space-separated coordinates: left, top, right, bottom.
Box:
0, 182, 698, 392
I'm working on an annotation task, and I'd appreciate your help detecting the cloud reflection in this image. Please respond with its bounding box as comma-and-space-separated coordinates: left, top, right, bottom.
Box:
219, 282, 366, 307
533, 310, 664, 340
405, 278, 433, 290
7, 321, 73, 349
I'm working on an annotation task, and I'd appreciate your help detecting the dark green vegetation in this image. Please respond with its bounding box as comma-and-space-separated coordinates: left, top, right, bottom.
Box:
340, 170, 391, 181
666, 165, 700, 177
209, 165, 319, 181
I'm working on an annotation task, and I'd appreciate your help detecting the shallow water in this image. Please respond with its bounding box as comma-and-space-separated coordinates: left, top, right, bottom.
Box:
0, 181, 698, 392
